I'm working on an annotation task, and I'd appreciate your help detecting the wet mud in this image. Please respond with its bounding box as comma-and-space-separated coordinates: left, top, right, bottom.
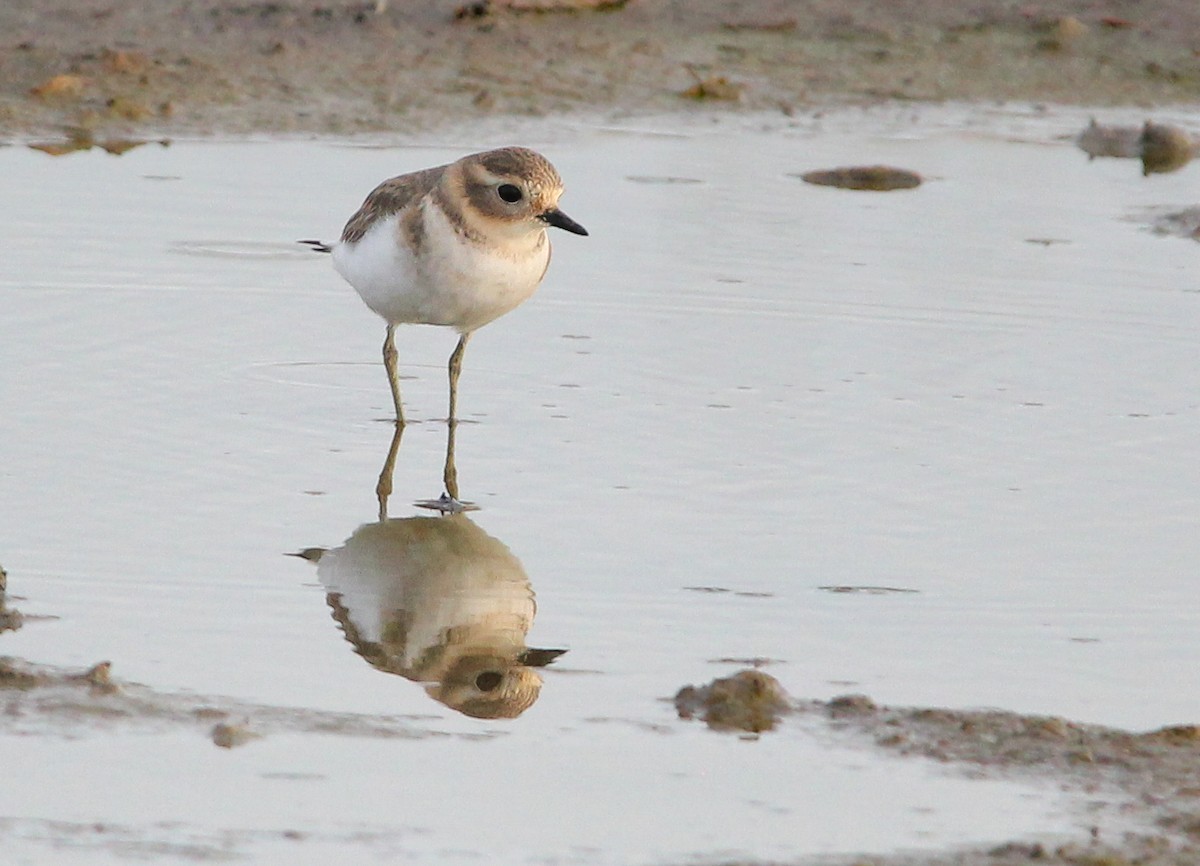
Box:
675, 671, 1200, 866
4, 648, 1199, 864
797, 165, 924, 191
0, 655, 483, 743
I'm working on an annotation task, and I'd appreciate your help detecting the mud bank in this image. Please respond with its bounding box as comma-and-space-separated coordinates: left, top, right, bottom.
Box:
3, 0, 1200, 139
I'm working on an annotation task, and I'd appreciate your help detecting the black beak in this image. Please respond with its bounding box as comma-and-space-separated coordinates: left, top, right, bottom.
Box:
517, 648, 569, 668
540, 208, 589, 236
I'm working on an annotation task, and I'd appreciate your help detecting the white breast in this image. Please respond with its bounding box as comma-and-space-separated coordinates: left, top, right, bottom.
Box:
332, 203, 551, 333
331, 213, 420, 325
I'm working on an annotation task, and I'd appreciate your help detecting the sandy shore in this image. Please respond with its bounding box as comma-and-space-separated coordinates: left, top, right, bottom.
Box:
2, 0, 1199, 140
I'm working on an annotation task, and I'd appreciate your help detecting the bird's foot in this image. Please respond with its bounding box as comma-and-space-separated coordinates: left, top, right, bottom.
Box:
414, 492, 479, 515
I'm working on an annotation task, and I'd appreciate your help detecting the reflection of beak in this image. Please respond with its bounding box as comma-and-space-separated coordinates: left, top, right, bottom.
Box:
518, 647, 569, 667
539, 208, 589, 236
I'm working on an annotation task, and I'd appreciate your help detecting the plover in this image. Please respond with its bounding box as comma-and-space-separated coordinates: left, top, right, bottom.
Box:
302, 147, 588, 426
316, 516, 566, 718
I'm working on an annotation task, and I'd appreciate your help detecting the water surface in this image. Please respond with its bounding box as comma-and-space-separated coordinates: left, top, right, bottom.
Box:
2, 104, 1198, 863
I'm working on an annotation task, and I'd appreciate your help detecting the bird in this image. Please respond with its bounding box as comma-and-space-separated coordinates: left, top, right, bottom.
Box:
301, 146, 588, 427
313, 515, 567, 719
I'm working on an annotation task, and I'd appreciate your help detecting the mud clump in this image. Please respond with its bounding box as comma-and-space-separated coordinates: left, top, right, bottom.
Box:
799, 165, 923, 191
211, 721, 260, 749
1034, 15, 1089, 52
679, 67, 745, 102
827, 693, 878, 716
1140, 121, 1197, 175
1076, 119, 1197, 175
0, 657, 42, 689
0, 658, 116, 694
675, 669, 791, 733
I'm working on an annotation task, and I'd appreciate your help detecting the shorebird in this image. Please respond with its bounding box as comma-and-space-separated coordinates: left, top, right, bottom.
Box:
302, 146, 587, 427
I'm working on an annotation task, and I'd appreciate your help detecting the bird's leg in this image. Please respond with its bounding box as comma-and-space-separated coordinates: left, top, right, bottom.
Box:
382, 324, 405, 427
447, 332, 471, 426
443, 332, 472, 500
375, 422, 404, 521
442, 407, 459, 502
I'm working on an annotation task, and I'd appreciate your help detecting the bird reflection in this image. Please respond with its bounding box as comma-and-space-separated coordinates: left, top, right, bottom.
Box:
375, 404, 467, 521
318, 514, 565, 718
312, 422, 565, 719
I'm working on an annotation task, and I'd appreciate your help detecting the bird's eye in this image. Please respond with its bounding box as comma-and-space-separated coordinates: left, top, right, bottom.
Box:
475, 671, 503, 692
497, 184, 523, 203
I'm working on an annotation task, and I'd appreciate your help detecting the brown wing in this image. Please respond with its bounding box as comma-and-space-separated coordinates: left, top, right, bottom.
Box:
340, 164, 446, 244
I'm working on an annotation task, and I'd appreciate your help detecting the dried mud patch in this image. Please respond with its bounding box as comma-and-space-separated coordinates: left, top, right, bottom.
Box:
2, 0, 1200, 139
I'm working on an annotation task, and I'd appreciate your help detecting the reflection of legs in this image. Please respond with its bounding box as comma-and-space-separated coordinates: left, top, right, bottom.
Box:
442, 410, 459, 501
383, 324, 404, 426
447, 332, 471, 424
444, 332, 471, 500
376, 422, 405, 521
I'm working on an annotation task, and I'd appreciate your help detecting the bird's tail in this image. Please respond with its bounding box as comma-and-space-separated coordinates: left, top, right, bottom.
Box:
298, 239, 333, 254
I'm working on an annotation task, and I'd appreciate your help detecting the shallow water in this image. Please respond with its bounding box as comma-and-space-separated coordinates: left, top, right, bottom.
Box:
2, 104, 1198, 863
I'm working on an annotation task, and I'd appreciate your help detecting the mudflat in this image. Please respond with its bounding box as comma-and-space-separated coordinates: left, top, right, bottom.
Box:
3, 0, 1200, 138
